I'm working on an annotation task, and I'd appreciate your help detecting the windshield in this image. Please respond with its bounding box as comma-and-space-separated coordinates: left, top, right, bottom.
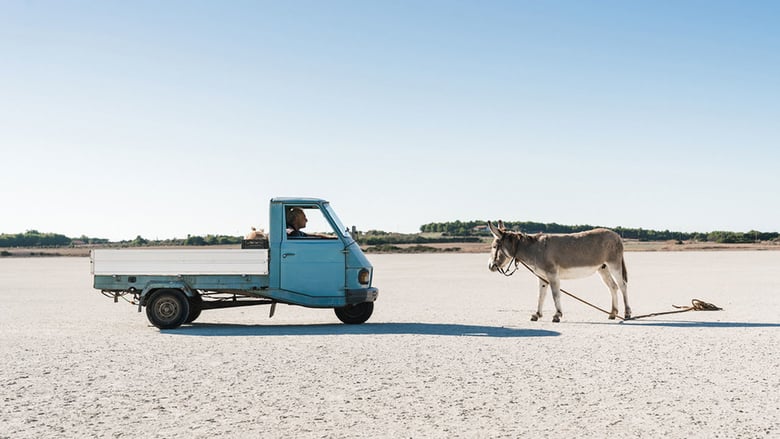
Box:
324, 203, 353, 240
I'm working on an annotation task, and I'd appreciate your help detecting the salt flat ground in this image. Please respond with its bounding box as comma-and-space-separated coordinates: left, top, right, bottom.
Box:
1, 252, 778, 438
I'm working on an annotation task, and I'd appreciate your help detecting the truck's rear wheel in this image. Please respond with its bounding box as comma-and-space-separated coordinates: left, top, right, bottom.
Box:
185, 295, 203, 324
334, 302, 374, 324
146, 289, 190, 329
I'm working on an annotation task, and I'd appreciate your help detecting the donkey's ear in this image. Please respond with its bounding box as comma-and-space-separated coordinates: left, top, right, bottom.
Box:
497, 220, 506, 231
487, 221, 503, 238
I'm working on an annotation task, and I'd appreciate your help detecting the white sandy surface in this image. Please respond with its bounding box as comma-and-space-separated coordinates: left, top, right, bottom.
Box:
1, 252, 778, 438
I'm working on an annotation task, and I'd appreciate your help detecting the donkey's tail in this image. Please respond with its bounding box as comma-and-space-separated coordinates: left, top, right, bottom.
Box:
621, 258, 628, 283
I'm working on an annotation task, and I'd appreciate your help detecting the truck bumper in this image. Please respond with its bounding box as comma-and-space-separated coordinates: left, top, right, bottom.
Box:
346, 287, 379, 304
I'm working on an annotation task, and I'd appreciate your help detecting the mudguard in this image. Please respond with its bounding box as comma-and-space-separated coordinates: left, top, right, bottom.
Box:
140, 280, 196, 305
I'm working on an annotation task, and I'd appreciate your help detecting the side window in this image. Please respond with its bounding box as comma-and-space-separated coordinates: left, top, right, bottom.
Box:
285, 206, 338, 239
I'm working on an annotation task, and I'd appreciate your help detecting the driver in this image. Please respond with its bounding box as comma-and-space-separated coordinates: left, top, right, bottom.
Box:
286, 207, 309, 237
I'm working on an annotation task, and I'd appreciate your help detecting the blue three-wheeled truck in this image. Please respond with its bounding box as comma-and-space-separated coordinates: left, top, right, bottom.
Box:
91, 198, 378, 329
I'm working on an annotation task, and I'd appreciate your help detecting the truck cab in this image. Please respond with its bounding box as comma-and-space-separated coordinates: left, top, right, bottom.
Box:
269, 197, 377, 308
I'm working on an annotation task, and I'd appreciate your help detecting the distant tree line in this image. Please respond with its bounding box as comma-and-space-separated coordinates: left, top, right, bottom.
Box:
179, 235, 243, 246
357, 230, 481, 246
114, 234, 243, 247
364, 244, 462, 253
0, 231, 72, 247
419, 221, 779, 244
0, 231, 243, 248
3, 224, 779, 248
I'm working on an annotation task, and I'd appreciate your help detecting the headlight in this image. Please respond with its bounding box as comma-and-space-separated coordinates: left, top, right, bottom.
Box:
358, 268, 370, 285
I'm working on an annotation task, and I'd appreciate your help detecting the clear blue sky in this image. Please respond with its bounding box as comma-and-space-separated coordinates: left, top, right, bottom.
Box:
2, 1, 778, 241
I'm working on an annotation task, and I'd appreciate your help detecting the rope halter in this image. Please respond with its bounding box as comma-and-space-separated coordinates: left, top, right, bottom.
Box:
493, 233, 519, 276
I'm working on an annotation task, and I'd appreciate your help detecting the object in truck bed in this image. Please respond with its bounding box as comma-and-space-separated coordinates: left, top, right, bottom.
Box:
241, 238, 269, 249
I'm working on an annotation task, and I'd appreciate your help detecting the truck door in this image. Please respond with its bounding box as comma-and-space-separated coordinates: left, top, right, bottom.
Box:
279, 205, 346, 299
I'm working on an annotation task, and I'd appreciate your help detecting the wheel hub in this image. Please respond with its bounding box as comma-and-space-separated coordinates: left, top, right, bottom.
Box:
157, 300, 178, 319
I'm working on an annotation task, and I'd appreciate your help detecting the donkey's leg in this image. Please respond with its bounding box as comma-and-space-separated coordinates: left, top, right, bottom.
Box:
598, 265, 620, 319
532, 279, 548, 321
549, 278, 563, 322
608, 260, 631, 319
618, 259, 631, 318
621, 284, 631, 319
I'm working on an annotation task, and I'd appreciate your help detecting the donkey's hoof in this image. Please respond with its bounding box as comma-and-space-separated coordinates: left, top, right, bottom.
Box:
552, 315, 560, 323
530, 314, 539, 322
608, 314, 616, 320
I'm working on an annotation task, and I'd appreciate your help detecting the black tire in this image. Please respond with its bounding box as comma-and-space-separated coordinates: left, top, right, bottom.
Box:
334, 302, 374, 324
145, 289, 190, 329
185, 295, 203, 324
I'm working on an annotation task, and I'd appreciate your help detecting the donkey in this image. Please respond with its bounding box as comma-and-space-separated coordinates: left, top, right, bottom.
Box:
487, 221, 631, 322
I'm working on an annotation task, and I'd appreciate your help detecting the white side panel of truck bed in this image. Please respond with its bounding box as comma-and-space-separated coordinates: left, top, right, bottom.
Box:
91, 249, 269, 275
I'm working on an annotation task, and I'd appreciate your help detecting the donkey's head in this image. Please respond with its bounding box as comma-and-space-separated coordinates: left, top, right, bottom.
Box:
487, 220, 512, 272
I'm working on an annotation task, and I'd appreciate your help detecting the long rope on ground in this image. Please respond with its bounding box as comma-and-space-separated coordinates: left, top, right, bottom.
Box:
624, 299, 723, 321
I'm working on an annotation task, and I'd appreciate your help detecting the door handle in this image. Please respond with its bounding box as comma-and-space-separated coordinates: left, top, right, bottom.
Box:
282, 253, 296, 258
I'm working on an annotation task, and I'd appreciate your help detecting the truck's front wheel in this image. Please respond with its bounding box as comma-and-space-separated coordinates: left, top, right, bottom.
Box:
146, 289, 190, 329
334, 302, 374, 324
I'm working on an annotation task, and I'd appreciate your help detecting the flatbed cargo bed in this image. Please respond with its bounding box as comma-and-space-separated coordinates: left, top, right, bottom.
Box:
91, 249, 269, 276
